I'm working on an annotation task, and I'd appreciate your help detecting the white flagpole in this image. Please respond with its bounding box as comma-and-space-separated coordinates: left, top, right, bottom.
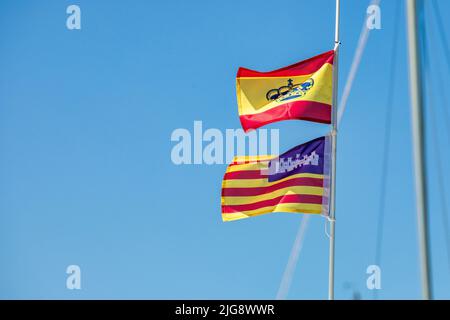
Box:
328, 0, 340, 300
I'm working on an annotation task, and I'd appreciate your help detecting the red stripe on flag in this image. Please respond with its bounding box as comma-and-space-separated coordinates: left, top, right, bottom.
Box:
222, 177, 323, 196
222, 194, 323, 213
223, 170, 266, 180
237, 50, 334, 78
228, 159, 271, 166
239, 101, 331, 132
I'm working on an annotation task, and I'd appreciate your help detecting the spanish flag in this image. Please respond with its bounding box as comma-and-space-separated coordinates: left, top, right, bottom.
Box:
221, 137, 330, 222
236, 50, 335, 132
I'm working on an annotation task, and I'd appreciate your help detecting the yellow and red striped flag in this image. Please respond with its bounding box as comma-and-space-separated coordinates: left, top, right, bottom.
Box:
236, 50, 334, 132
221, 137, 330, 222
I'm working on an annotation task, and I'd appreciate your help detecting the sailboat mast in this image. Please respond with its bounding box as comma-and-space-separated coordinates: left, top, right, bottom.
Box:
406, 0, 432, 300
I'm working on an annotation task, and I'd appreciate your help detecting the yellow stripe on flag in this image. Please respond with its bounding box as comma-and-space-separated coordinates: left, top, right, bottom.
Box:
222, 186, 323, 205
222, 203, 323, 222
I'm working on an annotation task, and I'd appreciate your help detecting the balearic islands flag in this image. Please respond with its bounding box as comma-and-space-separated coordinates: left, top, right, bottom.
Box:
221, 137, 330, 222
236, 50, 334, 132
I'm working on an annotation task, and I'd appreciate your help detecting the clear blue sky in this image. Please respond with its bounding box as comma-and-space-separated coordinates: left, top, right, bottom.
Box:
1, 0, 449, 299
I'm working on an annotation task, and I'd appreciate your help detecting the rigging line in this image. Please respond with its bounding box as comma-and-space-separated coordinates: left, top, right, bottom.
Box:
337, 0, 381, 127
276, 215, 310, 300
431, 0, 450, 75
373, 0, 401, 300
430, 0, 450, 146
426, 66, 450, 279
424, 2, 450, 275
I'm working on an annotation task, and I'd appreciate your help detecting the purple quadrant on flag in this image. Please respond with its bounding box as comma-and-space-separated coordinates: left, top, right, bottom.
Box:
268, 137, 325, 182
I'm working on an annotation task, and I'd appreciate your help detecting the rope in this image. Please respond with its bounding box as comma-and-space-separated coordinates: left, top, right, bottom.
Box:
430, 0, 450, 145
424, 1, 450, 276
276, 215, 310, 300
431, 0, 450, 75
373, 0, 401, 299
337, 0, 381, 127
324, 215, 336, 239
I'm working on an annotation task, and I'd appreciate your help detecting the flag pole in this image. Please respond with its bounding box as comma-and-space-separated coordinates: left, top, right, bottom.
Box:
328, 0, 340, 300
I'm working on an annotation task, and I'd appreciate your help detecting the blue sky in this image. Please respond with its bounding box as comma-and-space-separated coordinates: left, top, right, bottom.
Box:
1, 0, 449, 299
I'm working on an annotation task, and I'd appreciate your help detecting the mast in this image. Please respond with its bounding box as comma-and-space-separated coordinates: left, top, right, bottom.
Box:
406, 0, 432, 300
